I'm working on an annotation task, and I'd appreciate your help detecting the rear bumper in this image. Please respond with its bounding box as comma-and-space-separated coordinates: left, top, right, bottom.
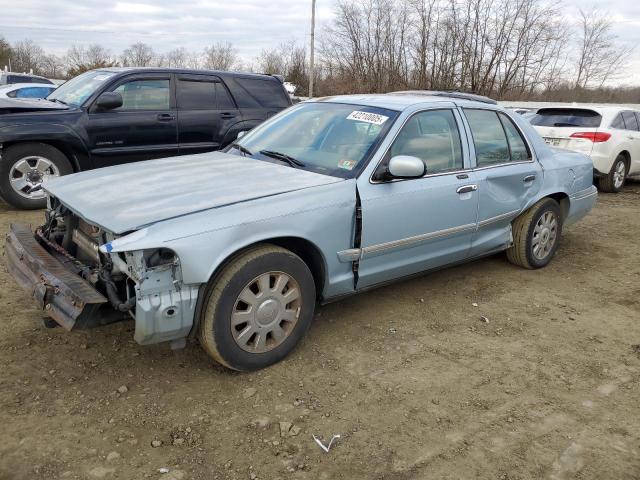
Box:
5, 223, 107, 330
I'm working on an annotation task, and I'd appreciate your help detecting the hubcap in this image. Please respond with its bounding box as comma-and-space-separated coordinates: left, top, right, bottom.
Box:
9, 156, 60, 200
231, 271, 302, 353
532, 211, 558, 260
613, 160, 626, 189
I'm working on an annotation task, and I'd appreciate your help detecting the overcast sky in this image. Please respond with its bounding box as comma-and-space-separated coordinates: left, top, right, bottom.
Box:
1, 0, 639, 85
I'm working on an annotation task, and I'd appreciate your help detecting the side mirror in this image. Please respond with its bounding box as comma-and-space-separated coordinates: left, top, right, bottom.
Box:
237, 130, 247, 139
388, 155, 425, 179
95, 92, 123, 110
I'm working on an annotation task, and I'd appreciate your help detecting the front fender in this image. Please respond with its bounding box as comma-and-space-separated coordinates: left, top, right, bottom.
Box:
102, 180, 359, 299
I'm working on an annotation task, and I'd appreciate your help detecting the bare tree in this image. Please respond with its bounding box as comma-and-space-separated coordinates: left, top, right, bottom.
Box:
120, 42, 156, 67
574, 9, 631, 89
162, 47, 200, 69
202, 42, 237, 70
10, 39, 45, 74
40, 54, 65, 78
0, 36, 12, 71
65, 44, 115, 77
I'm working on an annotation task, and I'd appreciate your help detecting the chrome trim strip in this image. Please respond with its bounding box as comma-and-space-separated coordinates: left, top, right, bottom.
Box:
477, 209, 520, 228
570, 186, 598, 201
572, 190, 598, 201
336, 248, 361, 263
361, 223, 477, 258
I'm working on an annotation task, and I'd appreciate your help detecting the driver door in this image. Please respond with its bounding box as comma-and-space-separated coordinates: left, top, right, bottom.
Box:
355, 108, 479, 289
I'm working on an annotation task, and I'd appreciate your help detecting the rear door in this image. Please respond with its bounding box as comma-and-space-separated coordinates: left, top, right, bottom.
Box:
462, 108, 543, 256
621, 111, 640, 173
176, 74, 241, 154
86, 73, 178, 165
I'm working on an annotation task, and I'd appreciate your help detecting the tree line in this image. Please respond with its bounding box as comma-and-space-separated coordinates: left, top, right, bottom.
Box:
0, 0, 634, 102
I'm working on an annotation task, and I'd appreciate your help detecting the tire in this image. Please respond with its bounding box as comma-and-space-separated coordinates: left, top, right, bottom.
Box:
506, 198, 563, 269
0, 142, 73, 209
598, 154, 627, 193
199, 245, 316, 371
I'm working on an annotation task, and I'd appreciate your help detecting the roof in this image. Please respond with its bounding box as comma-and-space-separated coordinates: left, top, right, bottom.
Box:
313, 92, 498, 111
94, 67, 281, 81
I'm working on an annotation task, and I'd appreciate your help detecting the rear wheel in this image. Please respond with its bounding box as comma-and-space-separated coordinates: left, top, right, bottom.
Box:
506, 198, 562, 269
598, 155, 627, 193
198, 245, 316, 371
0, 142, 73, 209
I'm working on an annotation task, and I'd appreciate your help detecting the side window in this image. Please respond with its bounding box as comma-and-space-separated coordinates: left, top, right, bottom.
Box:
15, 87, 51, 98
622, 111, 639, 131
177, 79, 216, 110
235, 78, 290, 109
6, 90, 17, 98
112, 79, 170, 111
388, 109, 463, 175
498, 113, 531, 161
611, 113, 626, 129
465, 109, 510, 166
216, 83, 236, 109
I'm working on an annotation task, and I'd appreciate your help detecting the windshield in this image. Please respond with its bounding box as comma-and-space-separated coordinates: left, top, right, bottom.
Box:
226, 102, 398, 178
529, 108, 602, 128
47, 70, 117, 107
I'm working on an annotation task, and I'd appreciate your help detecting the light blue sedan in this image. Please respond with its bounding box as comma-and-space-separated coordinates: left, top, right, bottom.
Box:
6, 92, 597, 370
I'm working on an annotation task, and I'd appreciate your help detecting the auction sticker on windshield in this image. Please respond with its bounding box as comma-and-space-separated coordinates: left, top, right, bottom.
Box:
347, 111, 389, 125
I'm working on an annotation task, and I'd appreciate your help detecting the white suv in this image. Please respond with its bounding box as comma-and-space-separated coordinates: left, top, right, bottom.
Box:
530, 106, 640, 192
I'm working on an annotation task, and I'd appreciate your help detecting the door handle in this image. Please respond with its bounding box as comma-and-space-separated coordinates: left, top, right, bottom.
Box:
157, 113, 175, 121
456, 184, 478, 194
220, 112, 236, 119
523, 174, 536, 183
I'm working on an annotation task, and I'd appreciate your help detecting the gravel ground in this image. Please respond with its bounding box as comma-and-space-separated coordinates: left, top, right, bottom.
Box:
1, 183, 639, 480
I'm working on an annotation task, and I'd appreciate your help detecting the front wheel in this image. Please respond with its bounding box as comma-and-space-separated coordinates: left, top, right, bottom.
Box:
198, 245, 316, 371
0, 142, 73, 209
506, 198, 563, 269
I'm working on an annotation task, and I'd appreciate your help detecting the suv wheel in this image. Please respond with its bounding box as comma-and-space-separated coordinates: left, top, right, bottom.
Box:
199, 245, 316, 371
506, 198, 563, 269
0, 142, 73, 209
598, 155, 627, 193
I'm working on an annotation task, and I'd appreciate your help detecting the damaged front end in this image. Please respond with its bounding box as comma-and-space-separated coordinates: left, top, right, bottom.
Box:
5, 197, 198, 345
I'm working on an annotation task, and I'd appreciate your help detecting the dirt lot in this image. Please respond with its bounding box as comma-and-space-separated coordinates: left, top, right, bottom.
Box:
1, 184, 639, 480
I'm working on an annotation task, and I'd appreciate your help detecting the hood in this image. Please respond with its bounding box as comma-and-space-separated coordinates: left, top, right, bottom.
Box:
44, 152, 343, 234
0, 97, 70, 114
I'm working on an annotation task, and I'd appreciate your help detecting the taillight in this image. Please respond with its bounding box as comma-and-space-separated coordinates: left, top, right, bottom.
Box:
570, 132, 611, 143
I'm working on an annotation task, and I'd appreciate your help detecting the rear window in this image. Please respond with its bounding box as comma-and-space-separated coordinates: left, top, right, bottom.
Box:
529, 109, 602, 128
235, 78, 290, 109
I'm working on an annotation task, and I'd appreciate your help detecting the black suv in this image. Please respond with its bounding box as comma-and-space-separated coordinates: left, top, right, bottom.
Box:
0, 68, 292, 209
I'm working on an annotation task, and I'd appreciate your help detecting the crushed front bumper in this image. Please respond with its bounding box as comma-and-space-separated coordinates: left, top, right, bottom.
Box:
5, 223, 108, 330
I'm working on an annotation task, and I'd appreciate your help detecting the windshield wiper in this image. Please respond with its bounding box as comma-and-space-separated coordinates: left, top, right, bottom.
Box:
229, 143, 253, 157
259, 150, 306, 168
49, 98, 68, 106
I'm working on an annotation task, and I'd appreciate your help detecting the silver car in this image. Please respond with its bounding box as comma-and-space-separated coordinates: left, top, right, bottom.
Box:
5, 92, 597, 370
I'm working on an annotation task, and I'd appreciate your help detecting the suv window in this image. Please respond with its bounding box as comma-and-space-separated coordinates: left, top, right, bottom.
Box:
529, 108, 602, 128
113, 79, 170, 110
177, 79, 216, 110
464, 109, 510, 166
388, 109, 463, 174
235, 78, 290, 109
216, 83, 236, 109
611, 113, 626, 129
622, 111, 639, 131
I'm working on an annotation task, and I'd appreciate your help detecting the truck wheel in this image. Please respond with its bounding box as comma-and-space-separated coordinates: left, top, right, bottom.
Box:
506, 198, 562, 269
0, 142, 73, 210
199, 245, 316, 371
598, 155, 627, 193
